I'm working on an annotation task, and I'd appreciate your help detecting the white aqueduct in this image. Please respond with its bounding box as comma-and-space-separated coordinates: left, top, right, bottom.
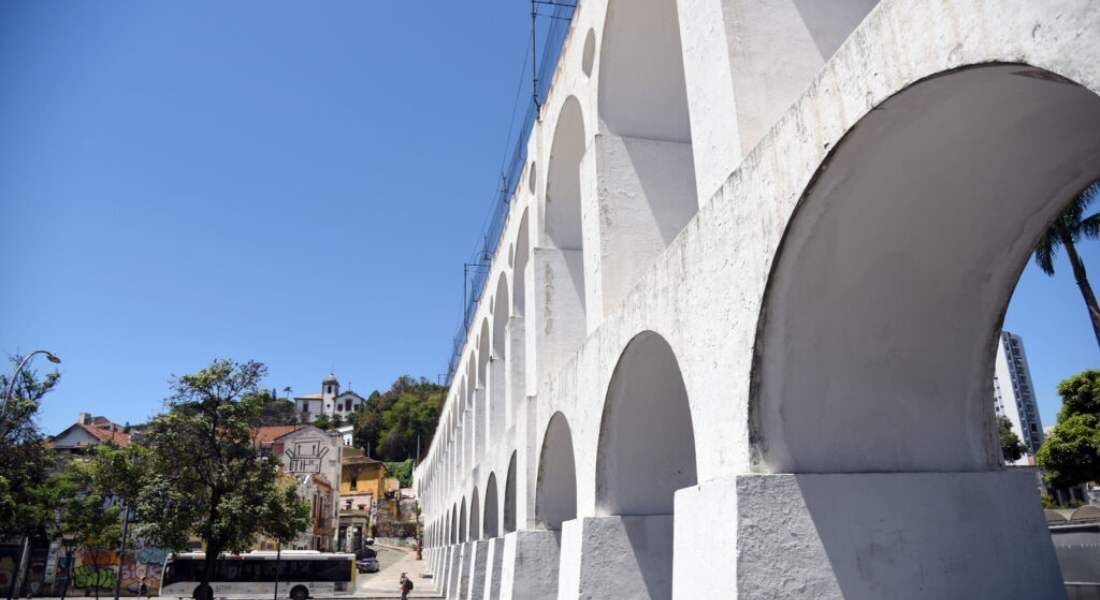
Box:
413, 1, 1100, 597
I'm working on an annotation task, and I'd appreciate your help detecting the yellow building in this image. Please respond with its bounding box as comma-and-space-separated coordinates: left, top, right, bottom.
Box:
337, 448, 401, 551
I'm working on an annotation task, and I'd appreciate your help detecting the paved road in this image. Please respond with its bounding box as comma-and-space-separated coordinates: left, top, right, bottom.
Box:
354, 544, 437, 598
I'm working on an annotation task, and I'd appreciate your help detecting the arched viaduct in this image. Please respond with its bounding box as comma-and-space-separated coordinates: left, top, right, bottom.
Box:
415, 1, 1100, 598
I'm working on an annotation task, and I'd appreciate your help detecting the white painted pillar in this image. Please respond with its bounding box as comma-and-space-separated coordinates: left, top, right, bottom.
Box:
465, 540, 489, 600
506, 315, 526, 431
499, 530, 561, 600
672, 471, 1063, 599
529, 247, 587, 384
580, 133, 697, 328
677, 0, 879, 200
484, 537, 505, 600
557, 516, 674, 600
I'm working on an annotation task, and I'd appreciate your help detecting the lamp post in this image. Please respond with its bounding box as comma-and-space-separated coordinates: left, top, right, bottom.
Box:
4, 350, 59, 600
1, 349, 61, 426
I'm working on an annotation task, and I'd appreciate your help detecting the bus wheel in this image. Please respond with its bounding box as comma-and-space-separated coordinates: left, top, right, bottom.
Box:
290, 586, 309, 600
192, 584, 212, 600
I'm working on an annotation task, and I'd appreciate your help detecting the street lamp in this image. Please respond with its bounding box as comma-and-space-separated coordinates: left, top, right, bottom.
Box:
3, 349, 59, 600
1, 349, 61, 424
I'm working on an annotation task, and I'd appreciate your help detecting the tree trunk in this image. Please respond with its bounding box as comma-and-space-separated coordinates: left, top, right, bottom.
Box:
1059, 230, 1100, 350
201, 490, 223, 600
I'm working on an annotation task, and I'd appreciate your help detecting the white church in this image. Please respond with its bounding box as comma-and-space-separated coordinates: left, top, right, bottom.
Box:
294, 373, 367, 424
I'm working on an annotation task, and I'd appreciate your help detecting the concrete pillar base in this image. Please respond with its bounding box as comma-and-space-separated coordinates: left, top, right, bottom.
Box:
673, 471, 1064, 599
557, 515, 674, 600
499, 530, 561, 600
485, 537, 505, 600
466, 540, 489, 600
447, 544, 464, 599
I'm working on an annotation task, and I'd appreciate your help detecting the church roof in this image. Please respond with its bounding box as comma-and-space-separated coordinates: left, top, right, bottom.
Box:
323, 373, 339, 384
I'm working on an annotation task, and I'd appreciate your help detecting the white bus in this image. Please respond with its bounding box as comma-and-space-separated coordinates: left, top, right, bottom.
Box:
160, 551, 356, 600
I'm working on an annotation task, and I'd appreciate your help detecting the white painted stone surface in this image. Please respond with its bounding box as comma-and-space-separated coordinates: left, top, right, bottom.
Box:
675, 471, 1063, 599
414, 0, 1100, 597
499, 531, 561, 600
558, 516, 674, 600
466, 540, 489, 600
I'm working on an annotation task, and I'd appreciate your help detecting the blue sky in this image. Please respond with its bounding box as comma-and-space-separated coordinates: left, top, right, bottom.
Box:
1, 2, 1097, 436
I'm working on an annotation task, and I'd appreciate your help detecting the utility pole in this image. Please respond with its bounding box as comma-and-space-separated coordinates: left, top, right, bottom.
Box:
113, 500, 133, 600
531, 0, 540, 110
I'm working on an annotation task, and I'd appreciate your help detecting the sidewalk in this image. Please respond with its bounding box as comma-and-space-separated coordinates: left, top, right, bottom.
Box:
354, 544, 438, 598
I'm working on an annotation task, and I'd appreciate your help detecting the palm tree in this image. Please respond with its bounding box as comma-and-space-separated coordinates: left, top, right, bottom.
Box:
1034, 179, 1100, 349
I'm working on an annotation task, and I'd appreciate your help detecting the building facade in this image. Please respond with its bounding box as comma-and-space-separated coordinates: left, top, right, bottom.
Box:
293, 374, 367, 424
270, 425, 343, 551
993, 331, 1044, 460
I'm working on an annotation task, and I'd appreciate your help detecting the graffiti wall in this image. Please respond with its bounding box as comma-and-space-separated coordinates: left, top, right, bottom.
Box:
63, 545, 167, 595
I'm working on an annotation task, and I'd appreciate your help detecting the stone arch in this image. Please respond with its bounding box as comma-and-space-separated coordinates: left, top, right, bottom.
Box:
589, 0, 698, 320
536, 412, 578, 531
545, 95, 587, 251
476, 319, 491, 462
752, 64, 1100, 474
450, 503, 457, 545
539, 95, 589, 366
503, 451, 518, 533
510, 212, 530, 426
459, 497, 467, 542
490, 275, 508, 436
484, 472, 500, 538
470, 486, 481, 541
513, 209, 529, 317
596, 331, 697, 515
598, 0, 690, 142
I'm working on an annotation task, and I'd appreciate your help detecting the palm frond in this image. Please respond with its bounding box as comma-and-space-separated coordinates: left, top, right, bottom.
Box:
1080, 212, 1100, 240
1033, 230, 1058, 275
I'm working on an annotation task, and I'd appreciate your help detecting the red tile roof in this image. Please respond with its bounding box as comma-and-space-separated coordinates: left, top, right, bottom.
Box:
253, 425, 302, 446
80, 424, 131, 447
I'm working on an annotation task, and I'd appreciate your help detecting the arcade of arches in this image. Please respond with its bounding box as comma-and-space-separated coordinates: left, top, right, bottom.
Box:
415, 1, 1100, 598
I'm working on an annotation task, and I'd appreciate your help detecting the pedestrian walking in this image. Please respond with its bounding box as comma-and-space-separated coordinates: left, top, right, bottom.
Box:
399, 572, 413, 600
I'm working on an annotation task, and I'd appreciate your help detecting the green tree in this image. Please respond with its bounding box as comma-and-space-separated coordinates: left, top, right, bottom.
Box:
353, 377, 445, 462
1034, 180, 1100, 349
0, 356, 61, 542
997, 415, 1027, 463
50, 461, 123, 600
134, 359, 309, 600
1038, 370, 1100, 488
254, 389, 298, 426
313, 414, 332, 430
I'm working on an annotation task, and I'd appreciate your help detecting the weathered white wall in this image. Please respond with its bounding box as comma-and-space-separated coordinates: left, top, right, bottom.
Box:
414, 0, 1100, 597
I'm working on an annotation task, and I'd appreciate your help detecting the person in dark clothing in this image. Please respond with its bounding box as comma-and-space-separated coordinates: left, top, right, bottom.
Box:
399, 572, 413, 600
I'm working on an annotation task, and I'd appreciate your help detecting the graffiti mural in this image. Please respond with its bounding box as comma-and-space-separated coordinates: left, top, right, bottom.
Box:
65, 544, 167, 595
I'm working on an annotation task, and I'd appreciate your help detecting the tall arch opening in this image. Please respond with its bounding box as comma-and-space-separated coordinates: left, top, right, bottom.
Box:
753, 64, 1100, 474
747, 64, 1099, 597
450, 504, 457, 545
590, 0, 698, 319
535, 412, 578, 531
477, 321, 490, 463
470, 487, 481, 541
459, 497, 467, 542
596, 331, 697, 514
510, 212, 530, 426
491, 276, 508, 436
539, 97, 590, 376
484, 473, 499, 538
466, 357, 477, 468
503, 451, 518, 533
577, 331, 696, 599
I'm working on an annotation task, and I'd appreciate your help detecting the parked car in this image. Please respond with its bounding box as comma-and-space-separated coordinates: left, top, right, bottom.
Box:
356, 556, 380, 573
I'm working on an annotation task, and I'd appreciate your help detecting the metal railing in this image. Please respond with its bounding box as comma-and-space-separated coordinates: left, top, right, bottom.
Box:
442, 1, 576, 385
